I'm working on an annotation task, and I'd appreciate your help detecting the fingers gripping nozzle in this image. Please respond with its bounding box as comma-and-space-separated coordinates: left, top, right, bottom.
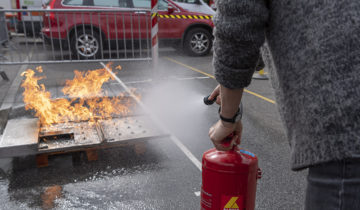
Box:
203, 95, 216, 105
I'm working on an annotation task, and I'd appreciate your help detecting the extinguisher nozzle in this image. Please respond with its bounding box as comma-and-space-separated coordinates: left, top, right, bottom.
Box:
204, 95, 216, 105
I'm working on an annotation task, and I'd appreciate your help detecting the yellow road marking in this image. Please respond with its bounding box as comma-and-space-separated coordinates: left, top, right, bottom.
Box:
243, 89, 275, 104
165, 57, 215, 78
164, 57, 276, 104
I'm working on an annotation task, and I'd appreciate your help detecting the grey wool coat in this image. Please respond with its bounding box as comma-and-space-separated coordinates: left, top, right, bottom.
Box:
212, 0, 360, 170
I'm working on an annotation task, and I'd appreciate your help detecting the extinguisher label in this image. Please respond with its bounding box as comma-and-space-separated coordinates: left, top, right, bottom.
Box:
239, 149, 255, 158
221, 195, 243, 210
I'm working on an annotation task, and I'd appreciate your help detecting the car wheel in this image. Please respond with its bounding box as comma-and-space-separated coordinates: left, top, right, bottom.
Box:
71, 29, 102, 59
184, 28, 212, 56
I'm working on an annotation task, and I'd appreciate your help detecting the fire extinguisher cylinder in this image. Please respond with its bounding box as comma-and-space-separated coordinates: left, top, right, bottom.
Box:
201, 94, 261, 210
201, 146, 261, 210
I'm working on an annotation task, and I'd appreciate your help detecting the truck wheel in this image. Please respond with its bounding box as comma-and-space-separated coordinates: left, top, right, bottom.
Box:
184, 28, 212, 56
71, 29, 102, 59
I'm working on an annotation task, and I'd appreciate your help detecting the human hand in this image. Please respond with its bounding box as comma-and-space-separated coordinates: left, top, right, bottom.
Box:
209, 120, 242, 151
208, 85, 221, 105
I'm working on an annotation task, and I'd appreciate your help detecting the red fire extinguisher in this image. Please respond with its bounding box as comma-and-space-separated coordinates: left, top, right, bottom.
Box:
202, 96, 261, 210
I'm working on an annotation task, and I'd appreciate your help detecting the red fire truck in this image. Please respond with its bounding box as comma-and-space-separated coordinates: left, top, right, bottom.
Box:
42, 0, 215, 57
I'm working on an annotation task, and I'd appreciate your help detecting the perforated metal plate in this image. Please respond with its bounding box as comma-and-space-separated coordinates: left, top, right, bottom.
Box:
0, 115, 168, 157
38, 122, 101, 153
99, 115, 166, 143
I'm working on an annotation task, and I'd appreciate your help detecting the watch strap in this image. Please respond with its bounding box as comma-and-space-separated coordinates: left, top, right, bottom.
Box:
218, 107, 240, 123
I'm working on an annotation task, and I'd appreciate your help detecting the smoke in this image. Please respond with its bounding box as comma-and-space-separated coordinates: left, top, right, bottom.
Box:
142, 78, 209, 137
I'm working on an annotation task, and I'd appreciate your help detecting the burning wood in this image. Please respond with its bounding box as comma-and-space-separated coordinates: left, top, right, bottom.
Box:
20, 63, 139, 127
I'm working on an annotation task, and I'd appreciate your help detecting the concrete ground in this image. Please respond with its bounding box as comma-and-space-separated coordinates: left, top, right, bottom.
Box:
0, 44, 307, 209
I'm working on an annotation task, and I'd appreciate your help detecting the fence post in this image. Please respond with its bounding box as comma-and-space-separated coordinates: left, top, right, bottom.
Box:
0, 8, 9, 81
151, 0, 158, 77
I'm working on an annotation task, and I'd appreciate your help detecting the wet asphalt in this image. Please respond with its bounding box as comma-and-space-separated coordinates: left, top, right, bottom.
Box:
0, 48, 307, 210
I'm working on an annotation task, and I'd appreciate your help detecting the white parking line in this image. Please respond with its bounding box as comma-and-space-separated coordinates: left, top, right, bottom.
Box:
100, 62, 202, 171
124, 79, 152, 84
108, 76, 210, 86
109, 79, 153, 85
175, 76, 210, 80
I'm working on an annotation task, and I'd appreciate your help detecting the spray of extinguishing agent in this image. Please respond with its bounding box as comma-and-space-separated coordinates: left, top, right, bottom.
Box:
201, 95, 262, 210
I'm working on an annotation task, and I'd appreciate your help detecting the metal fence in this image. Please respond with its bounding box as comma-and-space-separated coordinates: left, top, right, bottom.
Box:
0, 9, 152, 65
0, 10, 9, 45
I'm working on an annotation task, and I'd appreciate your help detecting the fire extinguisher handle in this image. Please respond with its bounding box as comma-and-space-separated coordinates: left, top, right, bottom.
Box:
221, 133, 236, 149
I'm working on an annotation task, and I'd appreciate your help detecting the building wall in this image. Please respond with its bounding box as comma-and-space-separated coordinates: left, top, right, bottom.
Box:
0, 0, 12, 9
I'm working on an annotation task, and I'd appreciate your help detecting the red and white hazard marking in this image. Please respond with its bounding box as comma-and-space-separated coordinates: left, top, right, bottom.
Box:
151, 0, 158, 70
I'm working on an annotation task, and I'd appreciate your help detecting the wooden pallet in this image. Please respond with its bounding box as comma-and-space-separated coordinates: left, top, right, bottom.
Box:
36, 148, 98, 168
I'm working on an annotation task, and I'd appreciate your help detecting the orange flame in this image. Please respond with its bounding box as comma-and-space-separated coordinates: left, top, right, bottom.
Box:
21, 64, 137, 127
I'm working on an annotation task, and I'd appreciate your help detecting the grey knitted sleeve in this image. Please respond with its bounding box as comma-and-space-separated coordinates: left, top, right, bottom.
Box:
213, 0, 269, 89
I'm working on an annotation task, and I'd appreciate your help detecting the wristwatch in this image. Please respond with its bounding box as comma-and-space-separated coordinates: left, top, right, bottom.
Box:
218, 102, 243, 123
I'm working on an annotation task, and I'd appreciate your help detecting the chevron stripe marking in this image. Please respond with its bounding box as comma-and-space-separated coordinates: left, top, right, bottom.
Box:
155, 14, 213, 19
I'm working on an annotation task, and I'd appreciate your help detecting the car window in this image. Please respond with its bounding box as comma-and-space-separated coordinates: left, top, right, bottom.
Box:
93, 0, 119, 7
62, 0, 83, 6
62, 0, 132, 7
43, 0, 53, 5
158, 0, 168, 10
172, 0, 196, 3
132, 0, 149, 8
132, 0, 168, 10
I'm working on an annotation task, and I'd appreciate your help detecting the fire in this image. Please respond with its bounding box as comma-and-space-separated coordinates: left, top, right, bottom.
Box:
21, 63, 138, 127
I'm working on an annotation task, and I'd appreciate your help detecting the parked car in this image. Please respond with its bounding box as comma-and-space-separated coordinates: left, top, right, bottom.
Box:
42, 0, 215, 58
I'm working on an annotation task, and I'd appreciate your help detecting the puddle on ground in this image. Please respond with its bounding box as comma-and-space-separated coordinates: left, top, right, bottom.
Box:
0, 141, 170, 209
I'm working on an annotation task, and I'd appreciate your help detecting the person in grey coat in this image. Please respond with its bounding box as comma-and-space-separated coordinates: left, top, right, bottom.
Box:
207, 0, 360, 209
